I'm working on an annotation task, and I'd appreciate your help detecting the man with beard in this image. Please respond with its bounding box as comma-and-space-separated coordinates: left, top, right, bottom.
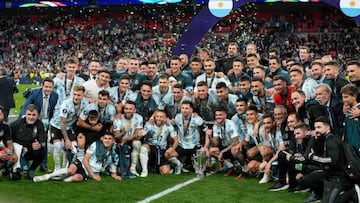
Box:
171, 101, 210, 171
324, 61, 350, 99
166, 56, 193, 92
153, 75, 172, 101
83, 69, 111, 103
215, 82, 238, 118
128, 81, 160, 122
209, 105, 240, 176
139, 110, 180, 177
193, 81, 218, 127
216, 42, 240, 75
50, 85, 88, 171
161, 84, 192, 119
301, 117, 353, 203
113, 101, 143, 178
195, 58, 230, 92
273, 75, 296, 113
251, 78, 275, 115
145, 61, 160, 87
80, 59, 101, 81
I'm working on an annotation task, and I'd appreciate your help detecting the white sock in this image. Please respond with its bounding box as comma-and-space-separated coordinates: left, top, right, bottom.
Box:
53, 142, 63, 171
63, 176, 72, 182
168, 157, 181, 167
139, 146, 149, 173
49, 168, 68, 178
130, 141, 141, 170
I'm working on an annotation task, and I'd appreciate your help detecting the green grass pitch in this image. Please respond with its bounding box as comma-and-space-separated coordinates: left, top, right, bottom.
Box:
0, 85, 308, 203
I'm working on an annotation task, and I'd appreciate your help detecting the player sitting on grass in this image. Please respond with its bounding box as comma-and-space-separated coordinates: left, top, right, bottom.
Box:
33, 133, 121, 182
138, 109, 179, 177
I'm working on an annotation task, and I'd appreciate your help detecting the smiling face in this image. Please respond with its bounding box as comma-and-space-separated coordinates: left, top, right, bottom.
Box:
25, 109, 38, 125
89, 61, 100, 76
291, 91, 305, 110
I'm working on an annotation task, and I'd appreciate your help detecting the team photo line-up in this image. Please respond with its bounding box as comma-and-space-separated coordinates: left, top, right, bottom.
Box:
1, 43, 360, 202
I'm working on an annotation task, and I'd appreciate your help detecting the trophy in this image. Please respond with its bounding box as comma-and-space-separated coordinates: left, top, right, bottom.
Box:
193, 149, 207, 178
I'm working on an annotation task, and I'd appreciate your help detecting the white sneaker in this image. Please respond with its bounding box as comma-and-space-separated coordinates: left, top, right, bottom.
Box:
130, 168, 139, 176
175, 163, 183, 175
140, 171, 148, 178
355, 184, 360, 202
259, 173, 271, 184
33, 174, 50, 182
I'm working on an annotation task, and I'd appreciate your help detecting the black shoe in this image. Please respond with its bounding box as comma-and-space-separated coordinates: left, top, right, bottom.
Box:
40, 166, 52, 173
268, 182, 289, 191
288, 185, 310, 193
27, 170, 35, 180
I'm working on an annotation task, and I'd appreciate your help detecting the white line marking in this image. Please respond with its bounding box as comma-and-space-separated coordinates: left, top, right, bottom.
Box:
138, 173, 214, 203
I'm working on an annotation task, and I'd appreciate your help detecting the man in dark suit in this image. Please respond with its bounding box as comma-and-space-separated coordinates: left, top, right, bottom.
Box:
0, 68, 18, 122
324, 61, 350, 99
315, 83, 345, 136
20, 77, 58, 173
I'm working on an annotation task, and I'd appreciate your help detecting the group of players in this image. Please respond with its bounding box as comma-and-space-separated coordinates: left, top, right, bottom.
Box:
1, 42, 360, 202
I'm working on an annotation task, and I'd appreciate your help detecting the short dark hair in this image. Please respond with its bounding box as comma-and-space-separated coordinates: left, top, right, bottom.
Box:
42, 77, 54, 85
273, 75, 286, 82
88, 110, 99, 119
314, 116, 331, 127
197, 81, 208, 87
347, 60, 360, 67
26, 104, 38, 112
191, 57, 202, 63
98, 90, 110, 98
181, 100, 194, 109
216, 82, 228, 90
98, 69, 111, 76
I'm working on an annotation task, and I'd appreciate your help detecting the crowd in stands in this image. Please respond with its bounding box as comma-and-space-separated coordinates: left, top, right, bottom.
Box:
0, 3, 359, 80
1, 2, 360, 203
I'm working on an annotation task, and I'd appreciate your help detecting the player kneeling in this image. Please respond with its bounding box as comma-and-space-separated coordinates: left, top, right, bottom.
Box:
33, 133, 121, 182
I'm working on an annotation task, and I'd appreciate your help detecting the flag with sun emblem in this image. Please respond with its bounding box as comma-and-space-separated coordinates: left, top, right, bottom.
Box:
208, 0, 233, 18
340, 0, 360, 17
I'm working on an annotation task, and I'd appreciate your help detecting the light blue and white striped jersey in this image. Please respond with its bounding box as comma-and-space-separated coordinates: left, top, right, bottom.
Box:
258, 125, 283, 151
212, 119, 239, 147
231, 113, 247, 142
50, 97, 89, 130
108, 87, 135, 105
113, 113, 143, 138
194, 73, 231, 92
79, 103, 116, 124
84, 142, 117, 175
173, 113, 205, 149
144, 123, 177, 150
54, 76, 85, 105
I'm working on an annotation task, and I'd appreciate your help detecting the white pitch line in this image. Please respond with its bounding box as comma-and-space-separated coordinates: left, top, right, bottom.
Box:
138, 173, 213, 203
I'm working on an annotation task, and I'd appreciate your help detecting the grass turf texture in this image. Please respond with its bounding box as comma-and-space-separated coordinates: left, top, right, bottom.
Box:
1, 85, 308, 203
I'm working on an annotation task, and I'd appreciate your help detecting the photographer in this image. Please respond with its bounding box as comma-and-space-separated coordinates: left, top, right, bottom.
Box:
10, 104, 46, 180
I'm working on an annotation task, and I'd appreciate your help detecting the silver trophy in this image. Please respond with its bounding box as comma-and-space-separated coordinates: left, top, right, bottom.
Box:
193, 149, 207, 178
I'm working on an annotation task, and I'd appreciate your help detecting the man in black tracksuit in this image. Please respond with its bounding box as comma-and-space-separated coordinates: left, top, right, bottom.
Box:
301, 116, 353, 202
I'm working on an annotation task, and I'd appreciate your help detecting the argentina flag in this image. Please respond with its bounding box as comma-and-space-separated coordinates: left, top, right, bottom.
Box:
208, 0, 233, 18
340, 0, 360, 17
